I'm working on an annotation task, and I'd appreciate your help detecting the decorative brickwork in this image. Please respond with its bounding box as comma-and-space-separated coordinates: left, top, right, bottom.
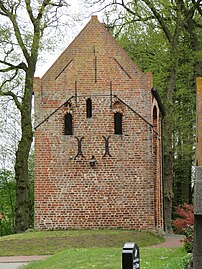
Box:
34, 16, 164, 230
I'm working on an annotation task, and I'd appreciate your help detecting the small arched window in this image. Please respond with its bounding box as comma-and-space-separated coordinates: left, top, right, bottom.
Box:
153, 106, 158, 134
64, 113, 73, 135
86, 98, 92, 118
114, 112, 123, 134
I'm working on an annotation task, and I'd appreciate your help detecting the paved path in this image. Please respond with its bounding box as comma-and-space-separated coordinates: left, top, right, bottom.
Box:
0, 256, 49, 269
151, 234, 184, 248
0, 263, 27, 269
0, 235, 184, 268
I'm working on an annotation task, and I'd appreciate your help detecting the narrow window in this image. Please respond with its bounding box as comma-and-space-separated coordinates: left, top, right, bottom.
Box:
64, 113, 73, 135
86, 98, 92, 118
114, 112, 122, 134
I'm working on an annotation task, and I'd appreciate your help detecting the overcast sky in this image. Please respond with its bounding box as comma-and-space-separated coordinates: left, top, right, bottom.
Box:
35, 0, 102, 77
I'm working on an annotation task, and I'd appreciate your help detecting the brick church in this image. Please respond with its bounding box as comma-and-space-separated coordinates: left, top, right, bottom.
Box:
34, 16, 164, 230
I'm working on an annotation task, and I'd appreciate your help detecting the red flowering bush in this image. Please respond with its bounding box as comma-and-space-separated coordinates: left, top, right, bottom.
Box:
172, 204, 194, 253
172, 204, 194, 233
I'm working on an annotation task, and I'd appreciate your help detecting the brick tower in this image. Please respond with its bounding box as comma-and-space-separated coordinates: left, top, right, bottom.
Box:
34, 16, 164, 230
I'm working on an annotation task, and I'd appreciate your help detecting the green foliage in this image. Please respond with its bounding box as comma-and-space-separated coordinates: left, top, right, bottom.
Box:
173, 30, 197, 206
0, 170, 15, 236
99, 0, 202, 232
183, 253, 193, 268
183, 225, 194, 253
114, 10, 200, 207
0, 0, 72, 233
0, 152, 34, 236
117, 22, 169, 97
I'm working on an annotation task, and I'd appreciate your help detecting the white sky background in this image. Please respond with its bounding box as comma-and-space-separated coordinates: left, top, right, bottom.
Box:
0, 0, 106, 170
35, 0, 104, 77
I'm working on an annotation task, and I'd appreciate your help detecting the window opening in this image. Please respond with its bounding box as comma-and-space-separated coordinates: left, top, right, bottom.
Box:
64, 113, 73, 135
86, 98, 92, 118
114, 112, 122, 134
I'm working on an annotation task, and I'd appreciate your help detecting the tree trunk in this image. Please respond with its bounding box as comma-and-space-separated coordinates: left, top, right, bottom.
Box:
15, 73, 33, 233
163, 89, 174, 232
163, 41, 179, 232
187, 19, 201, 79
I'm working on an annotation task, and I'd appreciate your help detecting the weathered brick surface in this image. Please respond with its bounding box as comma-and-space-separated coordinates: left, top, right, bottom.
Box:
34, 16, 164, 230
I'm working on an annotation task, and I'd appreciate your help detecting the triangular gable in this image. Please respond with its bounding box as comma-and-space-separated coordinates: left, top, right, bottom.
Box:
40, 16, 146, 83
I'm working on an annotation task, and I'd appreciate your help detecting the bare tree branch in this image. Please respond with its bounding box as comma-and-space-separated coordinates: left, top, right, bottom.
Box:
0, 60, 27, 72
0, 0, 72, 233
102, 0, 173, 43
0, 90, 22, 110
142, 0, 173, 42
37, 0, 51, 21
0, 71, 22, 110
179, 0, 202, 21
25, 0, 35, 24
195, 22, 202, 27
191, 0, 202, 16
0, 1, 30, 61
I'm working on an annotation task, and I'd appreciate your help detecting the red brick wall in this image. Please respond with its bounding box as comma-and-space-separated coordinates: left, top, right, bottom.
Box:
34, 16, 163, 230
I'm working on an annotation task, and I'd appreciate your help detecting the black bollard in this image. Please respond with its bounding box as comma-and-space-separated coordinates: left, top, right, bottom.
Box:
122, 242, 140, 269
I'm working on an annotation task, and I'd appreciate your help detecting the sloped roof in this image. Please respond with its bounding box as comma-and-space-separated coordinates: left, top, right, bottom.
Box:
41, 15, 146, 82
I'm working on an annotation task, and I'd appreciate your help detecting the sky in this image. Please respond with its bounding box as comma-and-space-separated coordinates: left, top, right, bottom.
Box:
35, 0, 81, 77
35, 0, 102, 77
0, 0, 104, 170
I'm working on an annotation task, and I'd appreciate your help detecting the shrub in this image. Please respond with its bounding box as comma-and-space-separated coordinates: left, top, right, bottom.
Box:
183, 225, 194, 253
172, 204, 194, 234
183, 253, 193, 269
0, 218, 14, 236
164, 254, 193, 269
172, 204, 194, 254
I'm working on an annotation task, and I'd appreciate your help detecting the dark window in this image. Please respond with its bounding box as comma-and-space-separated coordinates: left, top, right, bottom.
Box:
86, 98, 92, 118
114, 112, 122, 134
64, 113, 73, 135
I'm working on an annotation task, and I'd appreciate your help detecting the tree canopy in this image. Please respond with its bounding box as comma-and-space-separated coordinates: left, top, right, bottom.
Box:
0, 0, 72, 233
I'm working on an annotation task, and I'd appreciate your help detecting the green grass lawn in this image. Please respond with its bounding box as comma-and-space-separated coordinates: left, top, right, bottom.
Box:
0, 229, 163, 256
24, 247, 187, 269
0, 230, 187, 269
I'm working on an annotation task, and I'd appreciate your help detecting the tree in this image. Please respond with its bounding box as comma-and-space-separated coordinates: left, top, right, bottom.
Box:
85, 0, 202, 231
0, 168, 15, 236
173, 31, 197, 206
0, 152, 34, 235
117, 20, 198, 204
28, 150, 34, 227
0, 0, 70, 233
0, 96, 20, 169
